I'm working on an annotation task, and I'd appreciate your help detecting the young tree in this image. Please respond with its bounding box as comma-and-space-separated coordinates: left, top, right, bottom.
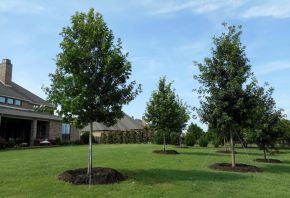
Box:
187, 123, 204, 141
184, 132, 196, 146
249, 84, 283, 160
194, 24, 253, 167
45, 9, 141, 184
276, 119, 290, 146
145, 77, 190, 151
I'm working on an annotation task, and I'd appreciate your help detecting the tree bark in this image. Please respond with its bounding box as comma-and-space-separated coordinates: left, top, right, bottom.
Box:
224, 136, 227, 152
87, 122, 93, 185
263, 148, 267, 160
230, 131, 236, 167
163, 131, 166, 152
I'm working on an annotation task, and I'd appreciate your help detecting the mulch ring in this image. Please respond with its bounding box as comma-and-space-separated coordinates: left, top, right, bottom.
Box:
209, 163, 262, 173
58, 167, 127, 185
216, 150, 237, 154
254, 159, 282, 163
153, 150, 179, 155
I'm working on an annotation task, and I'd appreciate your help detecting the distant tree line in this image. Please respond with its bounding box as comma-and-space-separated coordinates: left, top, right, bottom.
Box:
100, 129, 154, 144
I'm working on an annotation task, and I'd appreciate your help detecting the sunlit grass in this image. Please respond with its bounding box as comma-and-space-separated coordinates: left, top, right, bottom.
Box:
0, 144, 290, 197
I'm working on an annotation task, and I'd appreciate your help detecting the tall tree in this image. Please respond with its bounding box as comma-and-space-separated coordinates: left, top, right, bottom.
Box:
194, 24, 253, 167
45, 9, 141, 184
145, 77, 190, 151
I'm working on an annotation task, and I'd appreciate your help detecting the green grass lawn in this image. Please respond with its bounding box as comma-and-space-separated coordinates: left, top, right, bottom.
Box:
1, 144, 290, 198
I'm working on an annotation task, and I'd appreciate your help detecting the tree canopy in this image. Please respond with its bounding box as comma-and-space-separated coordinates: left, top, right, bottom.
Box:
45, 8, 141, 128
194, 23, 254, 166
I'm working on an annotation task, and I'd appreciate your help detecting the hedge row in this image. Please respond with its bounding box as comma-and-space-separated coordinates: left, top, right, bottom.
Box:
101, 130, 153, 144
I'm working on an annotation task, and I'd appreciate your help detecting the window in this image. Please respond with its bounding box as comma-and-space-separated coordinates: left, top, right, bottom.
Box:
15, 99, 21, 106
62, 124, 71, 142
62, 124, 71, 134
7, 98, 14, 105
0, 97, 5, 103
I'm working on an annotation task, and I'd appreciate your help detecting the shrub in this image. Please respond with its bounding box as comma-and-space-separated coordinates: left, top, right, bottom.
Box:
49, 139, 56, 145
198, 135, 209, 147
80, 131, 95, 144
7, 139, 16, 148
107, 133, 113, 144
55, 137, 62, 145
33, 139, 40, 146
101, 133, 107, 144
211, 133, 221, 148
73, 140, 83, 145
185, 132, 196, 146
212, 140, 220, 148
123, 131, 130, 144
112, 132, 118, 143
129, 131, 136, 143
0, 137, 7, 150
170, 132, 180, 145
117, 132, 123, 143
136, 130, 143, 143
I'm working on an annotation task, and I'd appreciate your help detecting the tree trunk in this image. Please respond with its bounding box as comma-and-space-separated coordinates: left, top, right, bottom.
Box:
224, 136, 227, 152
87, 122, 93, 185
263, 148, 267, 160
230, 131, 236, 167
163, 131, 166, 152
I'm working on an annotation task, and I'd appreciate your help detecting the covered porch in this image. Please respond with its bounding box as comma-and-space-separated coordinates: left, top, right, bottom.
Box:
0, 107, 62, 146
0, 116, 49, 146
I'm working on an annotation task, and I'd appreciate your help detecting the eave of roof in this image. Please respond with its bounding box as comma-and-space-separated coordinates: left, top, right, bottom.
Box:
0, 106, 61, 121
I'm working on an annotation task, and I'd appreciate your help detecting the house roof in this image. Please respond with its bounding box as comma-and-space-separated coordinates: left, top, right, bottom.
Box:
0, 81, 52, 107
0, 105, 61, 121
82, 113, 143, 132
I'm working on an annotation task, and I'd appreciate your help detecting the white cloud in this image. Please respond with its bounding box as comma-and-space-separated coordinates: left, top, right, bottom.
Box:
142, 0, 290, 20
0, 0, 44, 14
242, 0, 290, 18
255, 61, 290, 75
142, 0, 246, 15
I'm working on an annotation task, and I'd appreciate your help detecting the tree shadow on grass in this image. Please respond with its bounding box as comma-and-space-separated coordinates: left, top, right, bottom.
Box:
178, 152, 221, 157
262, 164, 290, 174
280, 160, 290, 164
121, 168, 248, 185
234, 151, 262, 156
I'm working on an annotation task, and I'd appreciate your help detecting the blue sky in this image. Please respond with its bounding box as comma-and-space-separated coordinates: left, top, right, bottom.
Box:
1, 0, 290, 130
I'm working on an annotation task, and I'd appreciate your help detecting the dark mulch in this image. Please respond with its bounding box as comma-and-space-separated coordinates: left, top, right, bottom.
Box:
58, 167, 127, 185
153, 150, 179, 155
254, 159, 282, 163
209, 163, 262, 173
216, 150, 237, 154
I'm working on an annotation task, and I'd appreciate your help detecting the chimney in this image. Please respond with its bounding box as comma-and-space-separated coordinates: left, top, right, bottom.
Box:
0, 59, 12, 85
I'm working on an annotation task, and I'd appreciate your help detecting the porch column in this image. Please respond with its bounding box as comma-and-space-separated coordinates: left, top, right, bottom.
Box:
30, 119, 37, 146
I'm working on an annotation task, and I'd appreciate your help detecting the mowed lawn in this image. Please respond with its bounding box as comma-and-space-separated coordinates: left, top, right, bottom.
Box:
1, 144, 290, 198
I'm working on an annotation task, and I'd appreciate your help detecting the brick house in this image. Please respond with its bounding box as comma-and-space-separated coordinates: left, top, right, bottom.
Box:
0, 59, 79, 146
